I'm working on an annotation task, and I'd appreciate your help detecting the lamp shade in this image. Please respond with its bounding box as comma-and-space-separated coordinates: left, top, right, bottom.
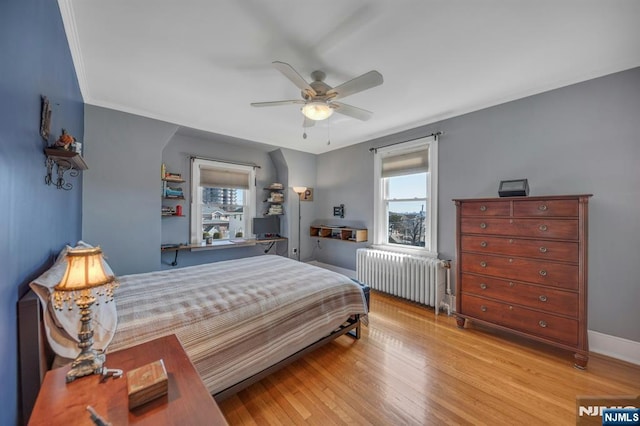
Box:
292, 186, 307, 194
301, 102, 333, 121
55, 247, 115, 292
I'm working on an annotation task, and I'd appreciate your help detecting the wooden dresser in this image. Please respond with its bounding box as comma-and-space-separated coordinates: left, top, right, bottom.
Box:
453, 194, 591, 368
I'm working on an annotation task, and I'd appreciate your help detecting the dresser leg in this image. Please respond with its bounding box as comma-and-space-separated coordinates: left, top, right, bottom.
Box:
455, 317, 466, 329
574, 352, 589, 370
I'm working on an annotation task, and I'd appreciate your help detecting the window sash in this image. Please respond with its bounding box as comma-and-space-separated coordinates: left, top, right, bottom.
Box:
190, 158, 255, 244
373, 135, 438, 254
383, 178, 428, 248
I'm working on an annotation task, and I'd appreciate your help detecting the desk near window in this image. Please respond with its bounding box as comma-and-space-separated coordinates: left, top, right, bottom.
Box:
161, 237, 287, 266
161, 237, 286, 252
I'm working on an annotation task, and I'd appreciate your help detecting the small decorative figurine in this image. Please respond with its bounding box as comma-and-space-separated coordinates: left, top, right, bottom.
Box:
54, 128, 76, 150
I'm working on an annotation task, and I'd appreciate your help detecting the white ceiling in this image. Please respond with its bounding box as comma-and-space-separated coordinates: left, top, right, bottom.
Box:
59, 0, 640, 154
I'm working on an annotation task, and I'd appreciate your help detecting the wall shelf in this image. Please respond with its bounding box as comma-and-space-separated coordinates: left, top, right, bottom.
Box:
162, 169, 185, 217
264, 184, 284, 216
44, 148, 87, 190
162, 177, 185, 183
310, 226, 368, 242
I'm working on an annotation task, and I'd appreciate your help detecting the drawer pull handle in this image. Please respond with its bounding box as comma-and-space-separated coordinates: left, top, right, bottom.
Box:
480, 305, 487, 312
539, 295, 548, 302
480, 261, 487, 268
538, 204, 548, 211
539, 270, 547, 277
480, 205, 487, 211
539, 246, 548, 253
480, 222, 487, 229
480, 241, 487, 247
538, 320, 547, 328
539, 224, 548, 232
509, 282, 515, 287
480, 283, 487, 290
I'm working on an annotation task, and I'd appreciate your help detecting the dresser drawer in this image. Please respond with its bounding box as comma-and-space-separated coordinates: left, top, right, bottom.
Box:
460, 217, 579, 240
460, 201, 510, 217
460, 294, 579, 346
513, 199, 578, 217
460, 253, 578, 289
460, 235, 579, 262
460, 273, 578, 317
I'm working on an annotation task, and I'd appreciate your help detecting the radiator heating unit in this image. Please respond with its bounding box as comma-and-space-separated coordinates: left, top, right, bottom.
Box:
356, 248, 450, 314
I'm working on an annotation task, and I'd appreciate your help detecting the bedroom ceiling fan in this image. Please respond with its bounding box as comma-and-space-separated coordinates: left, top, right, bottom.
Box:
251, 61, 383, 128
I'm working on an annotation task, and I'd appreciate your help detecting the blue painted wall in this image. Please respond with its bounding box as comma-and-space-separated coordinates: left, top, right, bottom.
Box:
0, 1, 84, 424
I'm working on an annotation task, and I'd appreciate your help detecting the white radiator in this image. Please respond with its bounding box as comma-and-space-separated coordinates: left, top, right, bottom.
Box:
356, 248, 448, 314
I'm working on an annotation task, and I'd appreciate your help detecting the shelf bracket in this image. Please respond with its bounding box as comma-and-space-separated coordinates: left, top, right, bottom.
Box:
45, 157, 79, 190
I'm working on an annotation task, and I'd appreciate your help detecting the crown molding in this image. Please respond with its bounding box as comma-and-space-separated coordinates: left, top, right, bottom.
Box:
57, 0, 89, 101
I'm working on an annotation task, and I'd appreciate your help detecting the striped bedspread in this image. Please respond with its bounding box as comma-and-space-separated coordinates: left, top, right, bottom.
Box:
108, 255, 367, 395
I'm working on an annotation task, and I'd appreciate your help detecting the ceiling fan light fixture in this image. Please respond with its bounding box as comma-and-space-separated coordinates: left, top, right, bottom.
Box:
301, 101, 333, 121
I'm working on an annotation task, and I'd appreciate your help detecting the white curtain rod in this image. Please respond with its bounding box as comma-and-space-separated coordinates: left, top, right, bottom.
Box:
369, 131, 444, 153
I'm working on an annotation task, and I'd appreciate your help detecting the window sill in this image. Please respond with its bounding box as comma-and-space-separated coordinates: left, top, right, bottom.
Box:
370, 244, 438, 258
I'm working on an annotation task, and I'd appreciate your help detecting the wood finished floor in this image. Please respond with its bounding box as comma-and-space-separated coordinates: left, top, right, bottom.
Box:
218, 291, 640, 425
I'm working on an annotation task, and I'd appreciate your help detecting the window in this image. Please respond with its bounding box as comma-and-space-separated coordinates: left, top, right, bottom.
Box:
373, 136, 438, 254
190, 159, 256, 244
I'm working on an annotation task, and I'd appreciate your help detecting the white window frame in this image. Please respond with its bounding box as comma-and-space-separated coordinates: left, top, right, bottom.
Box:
373, 135, 438, 255
190, 158, 256, 244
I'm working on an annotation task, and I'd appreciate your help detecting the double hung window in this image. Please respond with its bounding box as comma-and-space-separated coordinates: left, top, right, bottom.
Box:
190, 159, 256, 243
373, 136, 438, 254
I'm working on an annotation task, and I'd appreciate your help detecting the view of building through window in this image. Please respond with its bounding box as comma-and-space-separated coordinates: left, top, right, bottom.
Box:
200, 186, 245, 239
385, 172, 428, 247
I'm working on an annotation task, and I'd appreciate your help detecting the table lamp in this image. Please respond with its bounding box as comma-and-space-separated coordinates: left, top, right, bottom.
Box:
53, 247, 118, 383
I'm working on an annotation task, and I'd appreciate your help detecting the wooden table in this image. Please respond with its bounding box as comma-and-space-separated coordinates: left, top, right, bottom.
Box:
29, 334, 228, 425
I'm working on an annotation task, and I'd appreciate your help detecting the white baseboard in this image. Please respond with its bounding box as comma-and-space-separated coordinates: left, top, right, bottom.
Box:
588, 330, 640, 365
306, 261, 356, 279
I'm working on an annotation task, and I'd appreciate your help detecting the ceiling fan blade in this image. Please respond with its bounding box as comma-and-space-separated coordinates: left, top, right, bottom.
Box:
331, 102, 373, 121
326, 70, 383, 100
303, 116, 315, 128
251, 100, 305, 107
272, 61, 317, 98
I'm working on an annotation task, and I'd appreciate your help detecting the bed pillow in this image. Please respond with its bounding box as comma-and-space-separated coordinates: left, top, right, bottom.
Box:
30, 241, 118, 359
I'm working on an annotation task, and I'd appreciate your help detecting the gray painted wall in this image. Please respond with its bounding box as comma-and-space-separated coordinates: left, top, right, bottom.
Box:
314, 143, 373, 270
83, 105, 178, 275
159, 130, 284, 268
315, 67, 640, 342
82, 68, 639, 342
277, 149, 317, 261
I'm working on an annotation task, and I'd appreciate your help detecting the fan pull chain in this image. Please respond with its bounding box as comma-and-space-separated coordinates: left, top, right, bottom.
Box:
327, 117, 331, 145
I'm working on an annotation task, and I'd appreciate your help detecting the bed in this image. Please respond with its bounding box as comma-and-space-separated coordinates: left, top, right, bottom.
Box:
18, 249, 368, 421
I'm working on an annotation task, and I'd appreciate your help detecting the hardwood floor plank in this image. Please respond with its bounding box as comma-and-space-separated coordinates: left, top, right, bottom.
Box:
218, 291, 640, 425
